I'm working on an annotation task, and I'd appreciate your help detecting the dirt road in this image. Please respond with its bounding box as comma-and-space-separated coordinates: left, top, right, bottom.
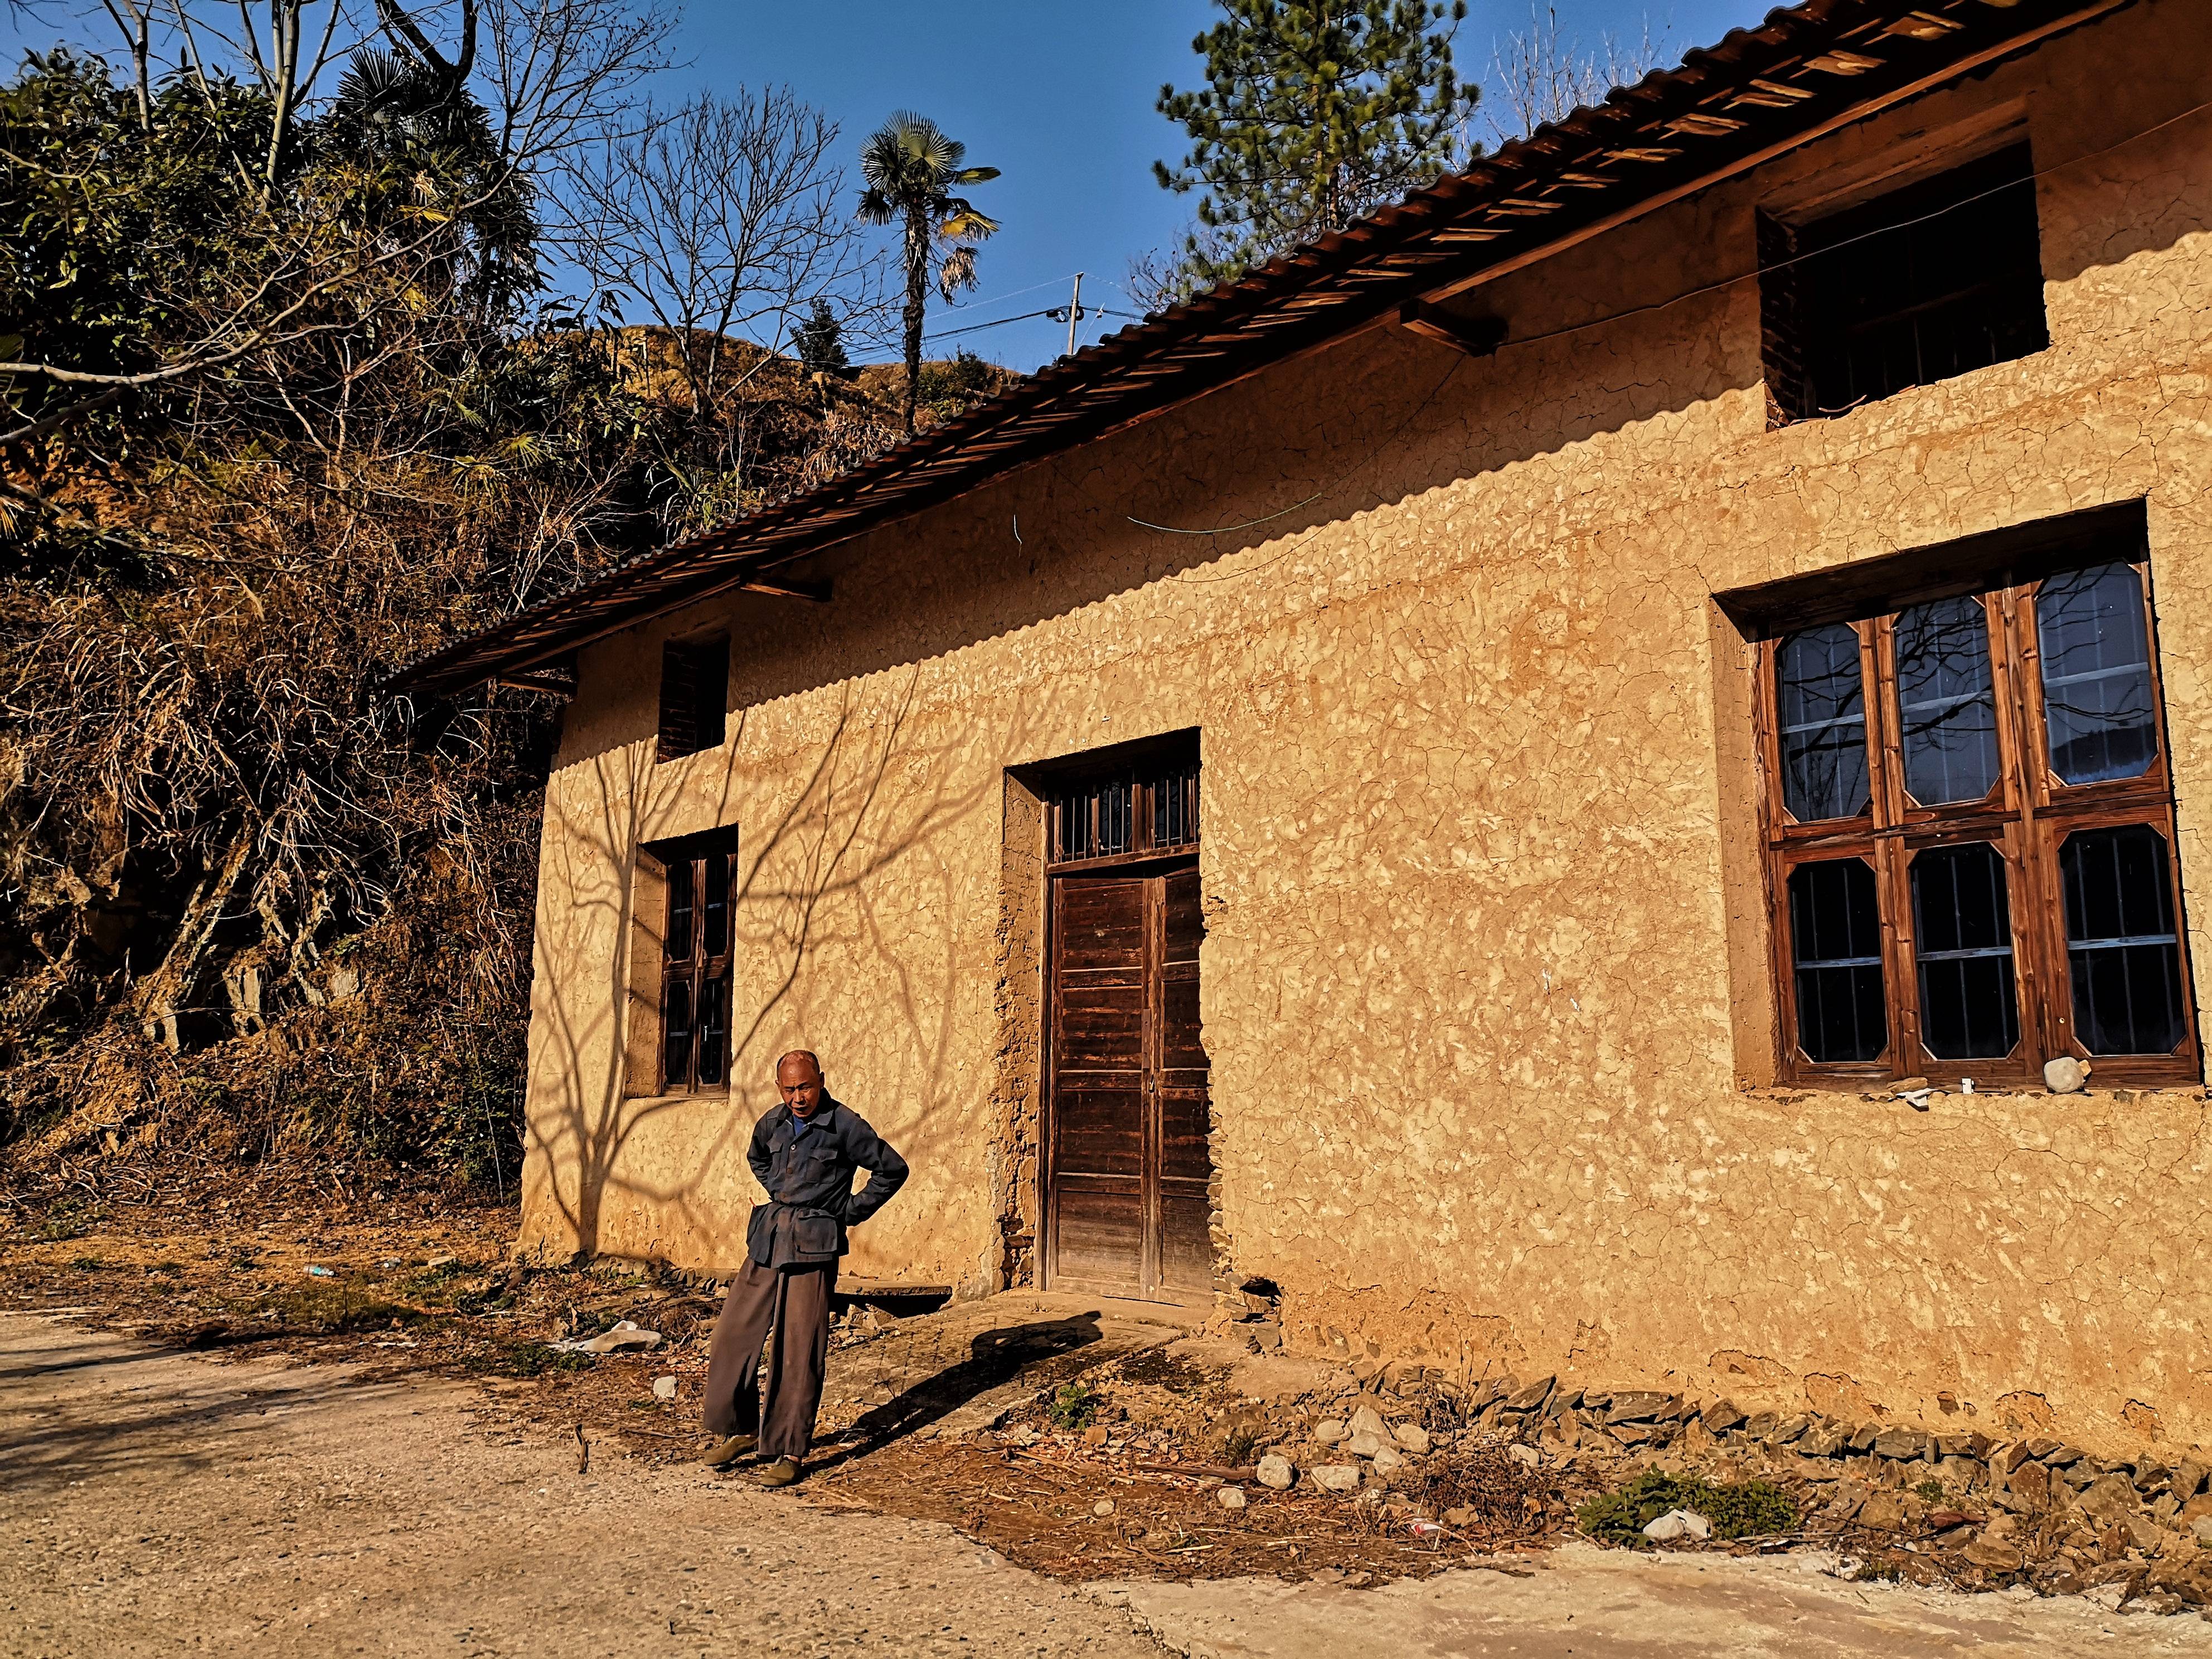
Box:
7, 1313, 2211, 1658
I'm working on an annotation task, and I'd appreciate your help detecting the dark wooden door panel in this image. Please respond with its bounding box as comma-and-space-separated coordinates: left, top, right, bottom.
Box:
1157, 1086, 1212, 1185
1165, 867, 1204, 960
1054, 1180, 1144, 1284
1049, 860, 1214, 1302
1058, 879, 1147, 969
1158, 1189, 1214, 1292
1054, 983, 1145, 1069
1052, 1085, 1144, 1177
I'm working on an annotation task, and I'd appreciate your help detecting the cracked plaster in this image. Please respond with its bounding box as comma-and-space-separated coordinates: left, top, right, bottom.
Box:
514, 2, 2212, 1452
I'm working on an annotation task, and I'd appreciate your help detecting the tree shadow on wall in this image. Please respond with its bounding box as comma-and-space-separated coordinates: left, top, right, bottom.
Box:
526, 667, 1058, 1264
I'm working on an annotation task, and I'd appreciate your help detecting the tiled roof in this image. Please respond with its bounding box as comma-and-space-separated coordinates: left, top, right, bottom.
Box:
390, 0, 2126, 694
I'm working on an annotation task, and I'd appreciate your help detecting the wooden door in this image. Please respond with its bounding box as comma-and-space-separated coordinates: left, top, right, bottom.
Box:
1047, 863, 1212, 1301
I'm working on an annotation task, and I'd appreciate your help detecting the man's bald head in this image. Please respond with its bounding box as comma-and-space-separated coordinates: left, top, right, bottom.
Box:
776, 1050, 824, 1115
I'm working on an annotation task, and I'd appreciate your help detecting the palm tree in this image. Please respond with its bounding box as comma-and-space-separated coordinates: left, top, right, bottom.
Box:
857, 112, 1000, 435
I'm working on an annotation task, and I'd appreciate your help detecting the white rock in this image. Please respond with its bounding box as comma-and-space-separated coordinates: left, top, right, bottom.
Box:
1345, 1430, 1387, 1458
1642, 1508, 1711, 1542
1092, 1499, 1116, 1517
1370, 1446, 1405, 1477
1257, 1454, 1295, 1490
1348, 1405, 1388, 1440
2044, 1055, 2089, 1093
1313, 1418, 1348, 1445
1393, 1423, 1430, 1453
1507, 1443, 1540, 1467
1311, 1464, 1362, 1493
1216, 1486, 1248, 1511
651, 1374, 678, 1401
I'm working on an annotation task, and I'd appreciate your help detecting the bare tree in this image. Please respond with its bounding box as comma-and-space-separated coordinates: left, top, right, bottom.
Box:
474, 0, 677, 170
1483, 3, 1672, 145
560, 86, 876, 481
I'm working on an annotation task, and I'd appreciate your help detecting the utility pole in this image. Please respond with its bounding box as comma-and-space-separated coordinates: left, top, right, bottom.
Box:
1065, 272, 1084, 358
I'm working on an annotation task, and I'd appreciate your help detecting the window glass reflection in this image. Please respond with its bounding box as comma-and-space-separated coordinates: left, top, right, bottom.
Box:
696, 975, 729, 1087
2060, 825, 2185, 1054
702, 853, 730, 958
1777, 624, 1870, 822
1910, 843, 2019, 1059
662, 979, 693, 1088
1789, 858, 1887, 1063
667, 858, 695, 962
2039, 564, 2157, 784
1895, 596, 1999, 805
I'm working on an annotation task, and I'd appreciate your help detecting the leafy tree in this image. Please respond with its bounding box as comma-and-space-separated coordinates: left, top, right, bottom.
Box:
1150, 0, 1475, 299
856, 111, 998, 435
795, 297, 851, 378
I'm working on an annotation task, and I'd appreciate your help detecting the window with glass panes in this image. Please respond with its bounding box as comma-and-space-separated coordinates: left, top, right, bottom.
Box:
658, 837, 736, 1093
1758, 553, 2195, 1085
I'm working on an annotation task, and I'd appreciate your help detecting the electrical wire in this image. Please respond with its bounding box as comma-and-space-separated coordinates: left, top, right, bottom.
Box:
1120, 92, 2212, 544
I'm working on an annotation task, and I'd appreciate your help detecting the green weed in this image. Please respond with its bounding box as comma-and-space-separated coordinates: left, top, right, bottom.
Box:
1049, 1381, 1100, 1432
1578, 1470, 1798, 1548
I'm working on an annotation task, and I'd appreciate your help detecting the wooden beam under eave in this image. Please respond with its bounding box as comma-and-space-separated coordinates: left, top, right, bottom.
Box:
740, 576, 832, 603
1399, 299, 1509, 358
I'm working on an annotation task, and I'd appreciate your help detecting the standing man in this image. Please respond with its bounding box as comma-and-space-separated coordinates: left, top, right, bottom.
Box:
700, 1049, 908, 1487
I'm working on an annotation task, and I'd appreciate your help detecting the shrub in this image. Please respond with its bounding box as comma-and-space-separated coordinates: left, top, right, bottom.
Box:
1049, 1380, 1100, 1432
1577, 1470, 1798, 1548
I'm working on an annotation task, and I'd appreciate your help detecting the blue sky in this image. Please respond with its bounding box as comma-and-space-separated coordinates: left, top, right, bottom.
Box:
6, 0, 1760, 370
676, 1, 1754, 369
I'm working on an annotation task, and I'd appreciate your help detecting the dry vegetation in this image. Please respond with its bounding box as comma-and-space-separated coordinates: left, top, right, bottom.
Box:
0, 14, 1011, 1204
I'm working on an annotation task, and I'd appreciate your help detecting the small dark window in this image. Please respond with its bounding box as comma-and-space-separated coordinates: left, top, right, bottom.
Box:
656, 835, 736, 1091
1763, 144, 2048, 420
1788, 858, 1886, 1063
2060, 826, 2185, 1056
1910, 843, 2019, 1060
657, 636, 729, 763
1051, 760, 1199, 866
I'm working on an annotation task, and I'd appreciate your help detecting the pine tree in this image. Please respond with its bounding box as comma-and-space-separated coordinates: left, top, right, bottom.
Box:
1152, 1, 1474, 298
795, 297, 850, 378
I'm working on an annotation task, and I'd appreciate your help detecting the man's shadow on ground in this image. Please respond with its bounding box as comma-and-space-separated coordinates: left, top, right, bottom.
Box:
801, 1313, 1105, 1476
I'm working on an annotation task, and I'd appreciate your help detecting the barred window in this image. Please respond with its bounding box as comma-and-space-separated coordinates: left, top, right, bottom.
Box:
1049, 761, 1199, 867
1756, 537, 2194, 1087
1760, 144, 2048, 422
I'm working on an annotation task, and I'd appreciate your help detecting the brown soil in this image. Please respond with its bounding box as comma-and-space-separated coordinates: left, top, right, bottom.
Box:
0, 1184, 2174, 1607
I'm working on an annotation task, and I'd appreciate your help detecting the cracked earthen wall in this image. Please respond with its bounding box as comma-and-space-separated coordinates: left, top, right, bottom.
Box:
516, 1, 2212, 1451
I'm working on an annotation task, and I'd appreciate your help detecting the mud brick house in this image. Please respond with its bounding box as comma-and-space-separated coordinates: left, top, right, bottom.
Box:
396, 0, 2212, 1451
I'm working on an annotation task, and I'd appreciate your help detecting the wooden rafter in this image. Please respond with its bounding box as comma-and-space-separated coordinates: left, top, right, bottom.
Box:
386, 0, 2134, 697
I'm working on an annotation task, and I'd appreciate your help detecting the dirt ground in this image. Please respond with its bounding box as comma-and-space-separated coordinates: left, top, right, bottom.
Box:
12, 1313, 2212, 1657
8, 1192, 2212, 1655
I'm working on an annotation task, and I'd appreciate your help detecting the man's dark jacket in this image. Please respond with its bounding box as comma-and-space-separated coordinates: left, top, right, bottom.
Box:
745, 1097, 908, 1269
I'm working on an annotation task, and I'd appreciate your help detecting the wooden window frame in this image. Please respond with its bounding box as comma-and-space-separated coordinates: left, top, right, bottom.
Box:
656, 635, 729, 764
651, 828, 738, 1095
1755, 557, 2197, 1089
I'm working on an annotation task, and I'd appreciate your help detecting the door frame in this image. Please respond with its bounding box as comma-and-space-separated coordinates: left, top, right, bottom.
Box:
1039, 848, 1209, 1307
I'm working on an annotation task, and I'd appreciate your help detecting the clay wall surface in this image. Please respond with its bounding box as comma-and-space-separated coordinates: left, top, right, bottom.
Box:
517, 1, 2212, 1452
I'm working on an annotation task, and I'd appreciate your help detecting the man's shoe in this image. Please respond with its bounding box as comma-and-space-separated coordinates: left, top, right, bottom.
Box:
750, 1456, 802, 1488
700, 1434, 757, 1467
